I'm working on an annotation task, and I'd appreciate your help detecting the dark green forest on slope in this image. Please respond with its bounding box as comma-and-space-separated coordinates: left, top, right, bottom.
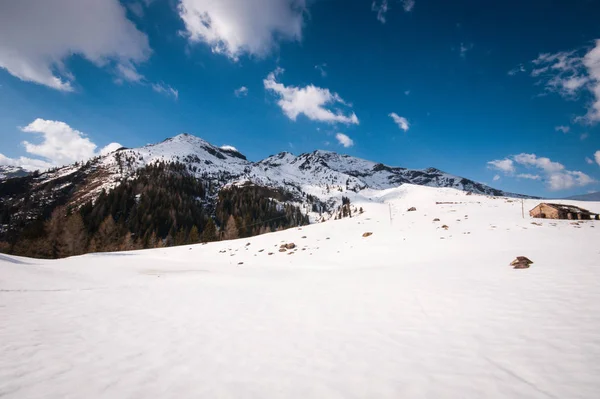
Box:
0, 162, 309, 259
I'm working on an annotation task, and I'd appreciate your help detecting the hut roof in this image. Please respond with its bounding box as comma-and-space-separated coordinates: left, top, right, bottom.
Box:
536, 203, 595, 215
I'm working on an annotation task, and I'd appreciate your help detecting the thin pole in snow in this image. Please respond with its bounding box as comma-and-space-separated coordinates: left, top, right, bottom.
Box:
389, 203, 392, 225
521, 198, 524, 219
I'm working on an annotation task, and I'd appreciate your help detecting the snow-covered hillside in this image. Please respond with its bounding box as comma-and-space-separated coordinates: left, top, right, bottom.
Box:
1, 185, 599, 398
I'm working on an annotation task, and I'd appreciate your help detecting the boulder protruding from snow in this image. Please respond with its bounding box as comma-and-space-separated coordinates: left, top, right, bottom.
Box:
407, 207, 417, 212
362, 232, 373, 237
510, 256, 533, 269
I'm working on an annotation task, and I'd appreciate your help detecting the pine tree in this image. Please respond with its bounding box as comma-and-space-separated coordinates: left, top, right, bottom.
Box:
201, 218, 217, 242
96, 215, 118, 252
175, 227, 187, 246
188, 225, 200, 243
45, 206, 66, 258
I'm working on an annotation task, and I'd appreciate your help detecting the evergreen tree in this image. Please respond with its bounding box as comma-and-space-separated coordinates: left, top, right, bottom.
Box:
201, 218, 217, 242
188, 225, 200, 243
96, 216, 118, 252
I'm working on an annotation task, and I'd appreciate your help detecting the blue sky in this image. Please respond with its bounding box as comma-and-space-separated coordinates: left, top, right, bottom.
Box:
1, 0, 599, 197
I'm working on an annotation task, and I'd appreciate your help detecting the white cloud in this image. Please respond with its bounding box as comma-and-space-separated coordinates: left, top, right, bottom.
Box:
0, 0, 151, 91
220, 145, 238, 152
513, 153, 564, 173
0, 119, 122, 171
528, 40, 600, 124
335, 133, 354, 148
488, 152, 596, 191
547, 171, 595, 191
372, 0, 389, 23
555, 125, 570, 134
315, 64, 327, 77
517, 173, 541, 180
178, 0, 306, 61
99, 142, 123, 156
372, 0, 413, 22
0, 154, 53, 171
581, 132, 590, 140
116, 63, 144, 83
487, 159, 516, 174
493, 174, 500, 181
460, 42, 473, 58
234, 86, 249, 97
586, 157, 594, 165
151, 82, 179, 99
596, 150, 600, 166
583, 39, 600, 123
508, 64, 526, 76
389, 113, 410, 132
263, 68, 359, 125
402, 0, 415, 12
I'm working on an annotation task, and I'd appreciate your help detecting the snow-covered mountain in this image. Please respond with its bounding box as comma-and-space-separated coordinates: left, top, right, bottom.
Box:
0, 165, 29, 180
0, 133, 526, 241
20, 133, 514, 207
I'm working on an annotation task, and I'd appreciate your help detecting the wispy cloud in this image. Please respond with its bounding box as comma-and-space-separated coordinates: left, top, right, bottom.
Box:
315, 63, 327, 77
526, 40, 600, 124
508, 64, 526, 76
460, 42, 474, 58
389, 112, 410, 131
234, 86, 249, 97
151, 82, 179, 99
555, 125, 570, 134
402, 0, 415, 12
371, 0, 389, 23
335, 133, 354, 148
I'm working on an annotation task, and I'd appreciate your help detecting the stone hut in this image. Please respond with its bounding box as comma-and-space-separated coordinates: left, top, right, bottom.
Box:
529, 203, 599, 220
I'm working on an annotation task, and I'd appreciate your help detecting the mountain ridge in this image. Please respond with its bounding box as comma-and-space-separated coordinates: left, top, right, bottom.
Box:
1, 132, 528, 208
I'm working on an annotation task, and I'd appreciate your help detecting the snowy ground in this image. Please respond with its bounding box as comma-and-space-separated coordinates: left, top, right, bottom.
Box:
1, 185, 600, 398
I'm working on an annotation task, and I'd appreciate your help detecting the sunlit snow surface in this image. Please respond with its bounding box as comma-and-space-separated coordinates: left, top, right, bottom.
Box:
1, 185, 600, 398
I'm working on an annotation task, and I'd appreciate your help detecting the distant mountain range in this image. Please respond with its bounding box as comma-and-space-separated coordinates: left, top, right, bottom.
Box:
565, 192, 600, 202
0, 165, 29, 180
